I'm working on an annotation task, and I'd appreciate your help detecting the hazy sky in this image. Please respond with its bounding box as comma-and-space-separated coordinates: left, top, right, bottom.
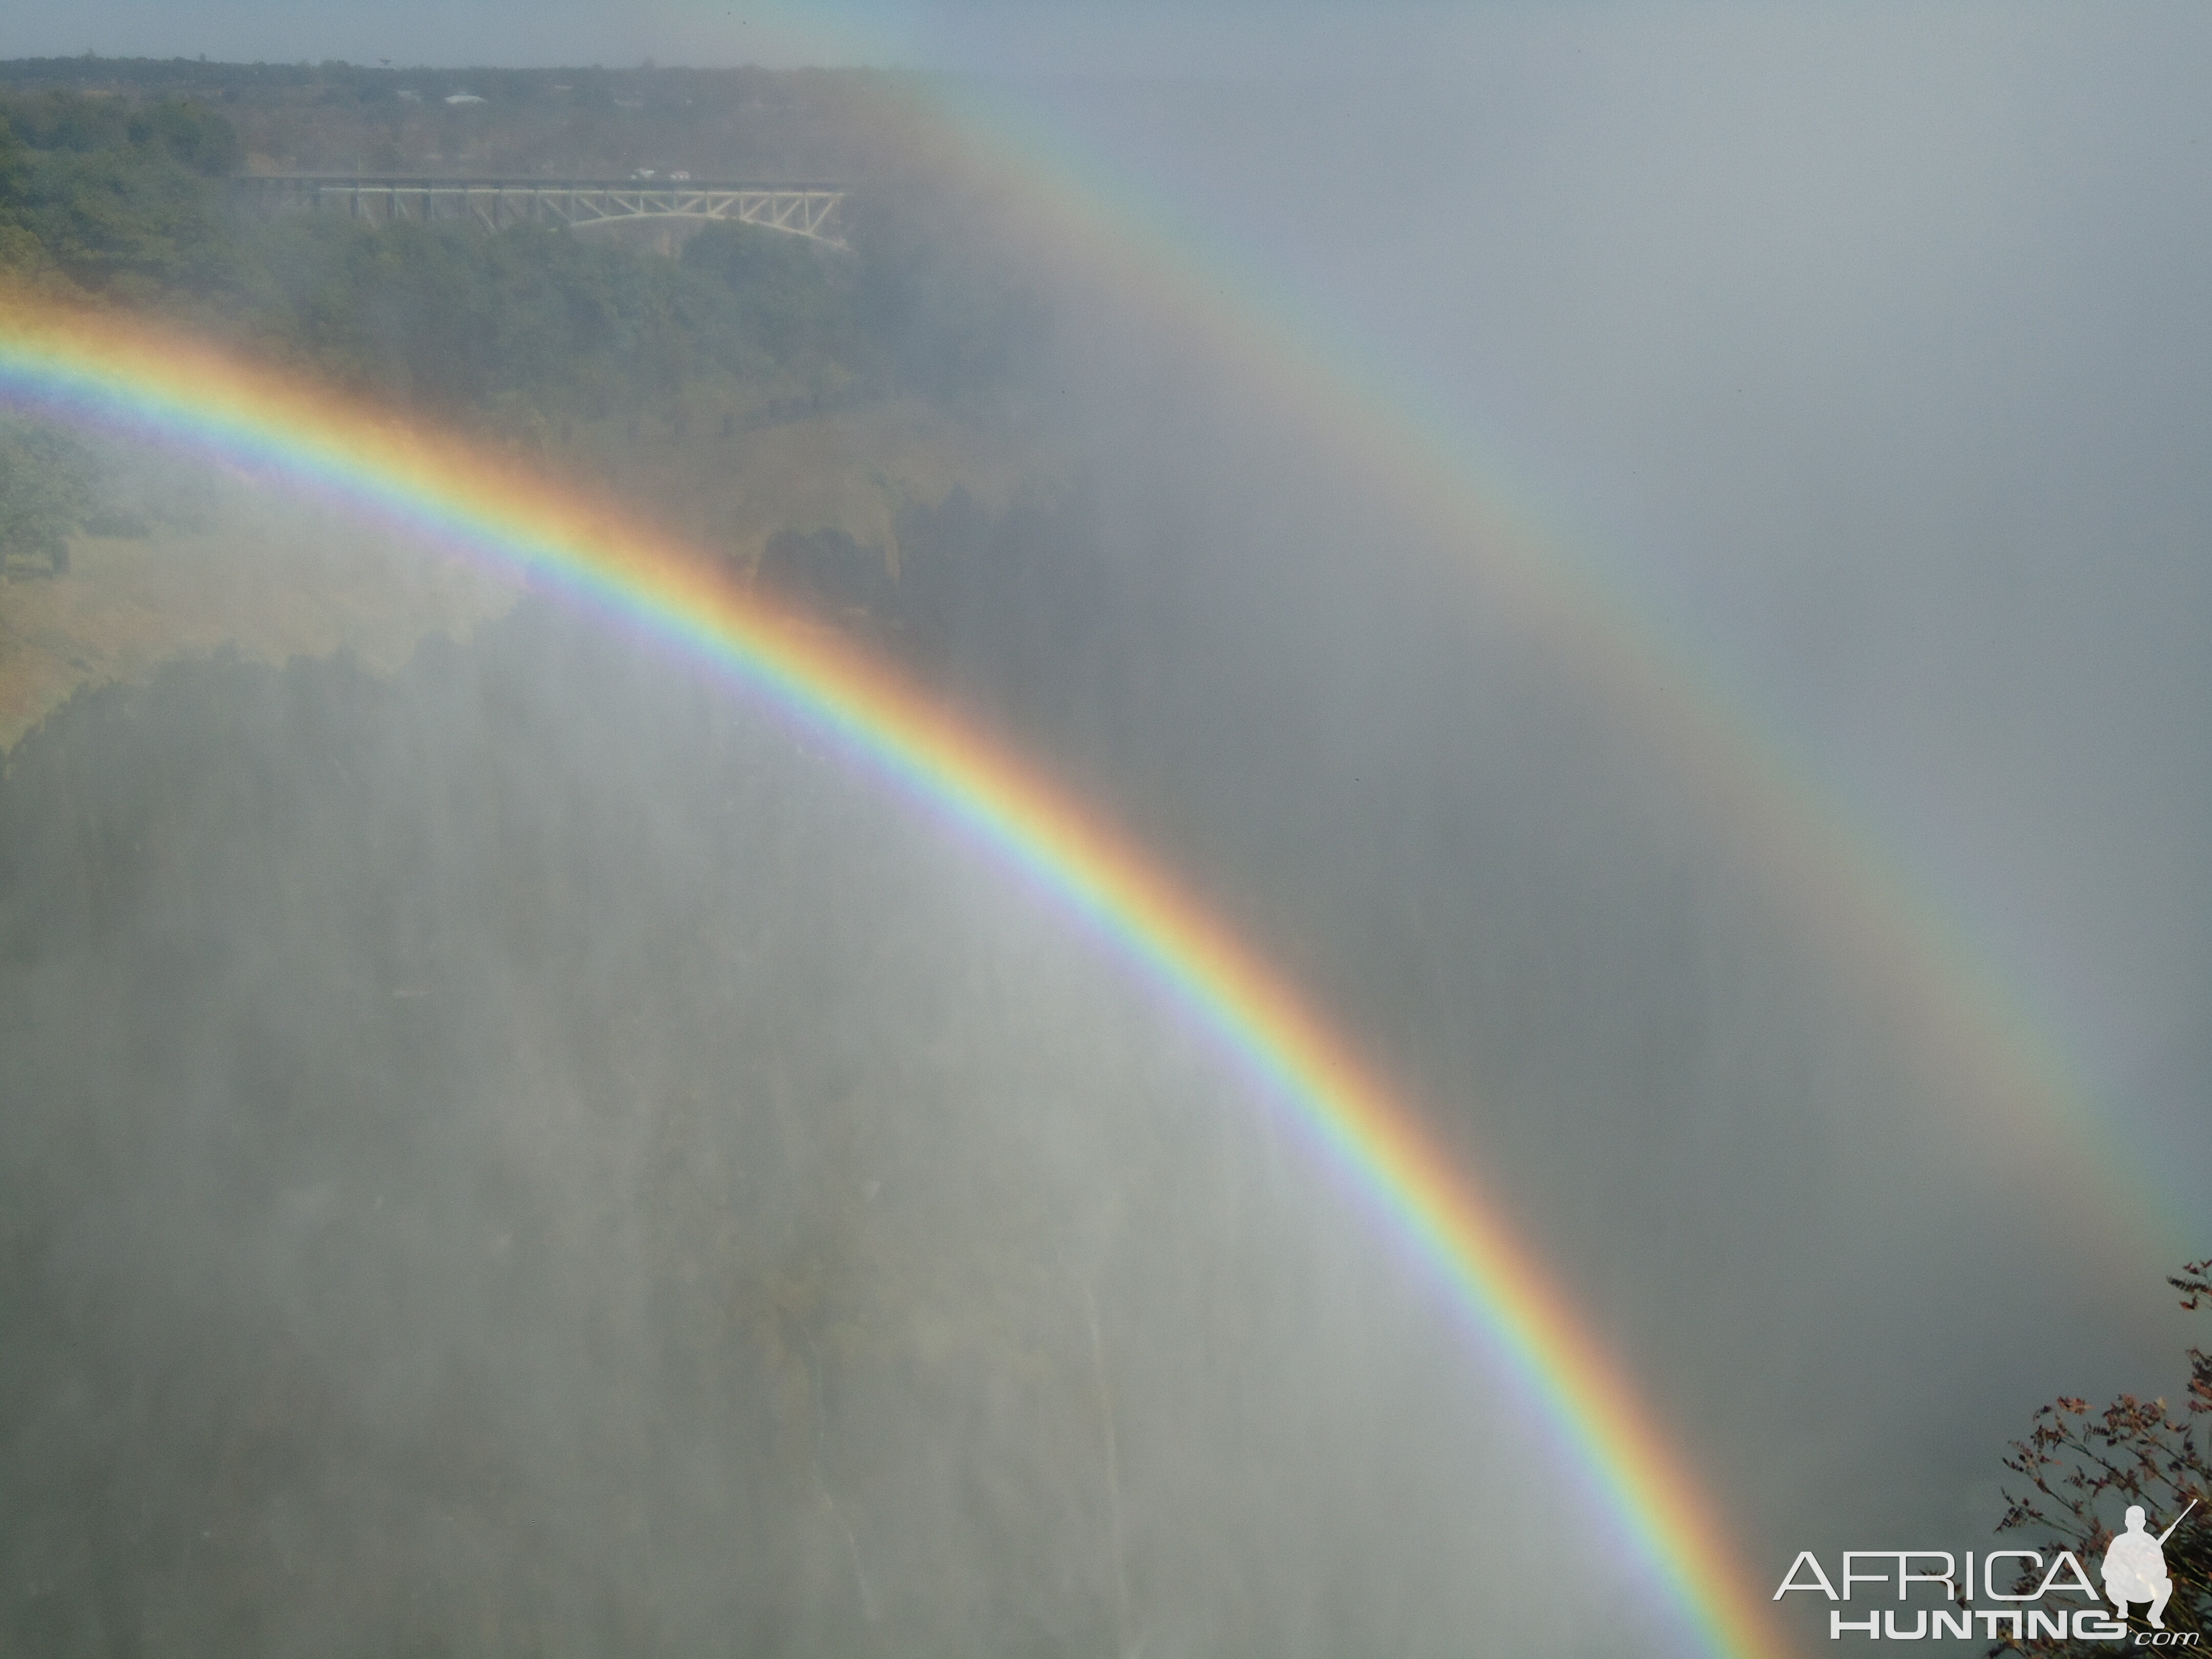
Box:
11, 0, 1493, 77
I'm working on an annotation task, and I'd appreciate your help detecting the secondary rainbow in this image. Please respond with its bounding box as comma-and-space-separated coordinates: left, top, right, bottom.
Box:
0, 296, 1794, 1659
915, 90, 2177, 1263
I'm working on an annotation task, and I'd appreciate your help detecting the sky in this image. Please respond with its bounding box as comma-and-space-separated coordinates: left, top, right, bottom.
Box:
12, 1, 1494, 78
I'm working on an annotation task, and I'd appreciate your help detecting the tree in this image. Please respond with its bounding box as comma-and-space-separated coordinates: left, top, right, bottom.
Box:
0, 114, 52, 280
127, 98, 244, 177
1990, 1262, 2212, 1654
0, 415, 98, 574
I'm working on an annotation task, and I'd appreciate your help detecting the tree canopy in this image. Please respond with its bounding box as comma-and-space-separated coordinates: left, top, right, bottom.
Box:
0, 414, 97, 572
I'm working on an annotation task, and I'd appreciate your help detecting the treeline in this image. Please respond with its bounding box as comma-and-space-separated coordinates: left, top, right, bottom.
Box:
0, 92, 246, 302
0, 56, 818, 104
0, 57, 895, 178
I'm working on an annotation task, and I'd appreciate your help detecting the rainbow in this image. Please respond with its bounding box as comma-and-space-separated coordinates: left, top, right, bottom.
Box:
927, 92, 2177, 1262
0, 295, 1796, 1658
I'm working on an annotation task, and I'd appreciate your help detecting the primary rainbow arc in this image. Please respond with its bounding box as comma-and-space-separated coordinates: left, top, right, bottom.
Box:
0, 296, 1792, 1659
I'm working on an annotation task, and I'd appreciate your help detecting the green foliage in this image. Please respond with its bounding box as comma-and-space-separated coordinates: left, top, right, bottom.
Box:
0, 111, 25, 197
1, 89, 241, 175
680, 220, 862, 382
11, 145, 238, 300
0, 414, 98, 573
127, 97, 244, 176
0, 92, 245, 298
1991, 1262, 2212, 1655
0, 115, 46, 279
242, 216, 864, 431
1, 88, 135, 153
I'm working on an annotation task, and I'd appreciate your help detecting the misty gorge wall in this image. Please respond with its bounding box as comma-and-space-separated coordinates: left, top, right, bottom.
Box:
0, 604, 1591, 1658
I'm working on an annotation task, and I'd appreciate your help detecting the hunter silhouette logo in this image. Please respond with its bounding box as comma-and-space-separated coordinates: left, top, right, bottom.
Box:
2106, 1502, 2194, 1631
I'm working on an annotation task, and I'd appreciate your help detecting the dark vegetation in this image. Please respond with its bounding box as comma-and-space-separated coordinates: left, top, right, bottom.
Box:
0, 90, 244, 302
1988, 1264, 2212, 1655
0, 413, 97, 573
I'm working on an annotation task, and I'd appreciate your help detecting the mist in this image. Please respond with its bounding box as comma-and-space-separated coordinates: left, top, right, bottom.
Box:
0, 561, 1642, 1656
970, 0, 2212, 1598
958, 1, 2212, 1621
3, 7, 2210, 1657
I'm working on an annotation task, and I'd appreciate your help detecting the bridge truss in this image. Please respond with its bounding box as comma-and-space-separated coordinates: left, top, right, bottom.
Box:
236, 177, 850, 248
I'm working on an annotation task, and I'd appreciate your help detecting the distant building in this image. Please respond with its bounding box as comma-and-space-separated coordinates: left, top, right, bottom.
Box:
670, 171, 691, 181
445, 93, 486, 105
396, 89, 421, 102
630, 168, 657, 180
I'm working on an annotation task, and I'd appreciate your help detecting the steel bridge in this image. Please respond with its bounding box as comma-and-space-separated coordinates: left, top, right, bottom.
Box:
235, 176, 850, 249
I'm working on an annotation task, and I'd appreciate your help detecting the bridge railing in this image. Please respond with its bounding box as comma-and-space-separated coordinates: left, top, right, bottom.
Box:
233, 177, 851, 247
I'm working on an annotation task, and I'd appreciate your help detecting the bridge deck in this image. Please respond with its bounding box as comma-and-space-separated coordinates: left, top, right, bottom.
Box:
235, 176, 850, 247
